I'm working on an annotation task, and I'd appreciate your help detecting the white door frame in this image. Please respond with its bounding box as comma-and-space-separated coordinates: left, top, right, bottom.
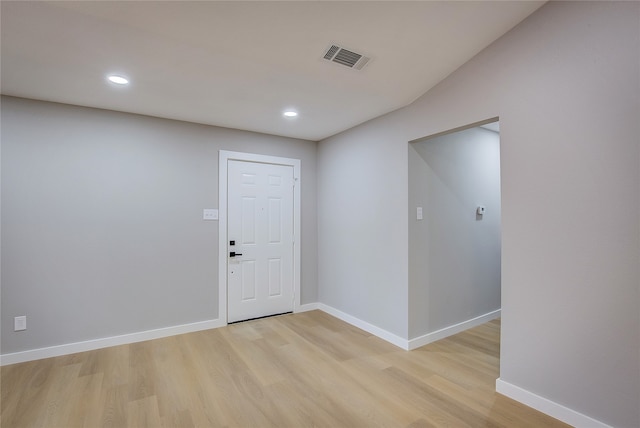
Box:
218, 150, 301, 324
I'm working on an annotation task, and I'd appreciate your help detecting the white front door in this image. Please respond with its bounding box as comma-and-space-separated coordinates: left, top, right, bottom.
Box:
227, 159, 294, 323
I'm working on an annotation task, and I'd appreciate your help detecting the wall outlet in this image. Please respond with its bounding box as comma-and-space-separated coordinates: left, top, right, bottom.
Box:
14, 316, 26, 331
203, 208, 219, 220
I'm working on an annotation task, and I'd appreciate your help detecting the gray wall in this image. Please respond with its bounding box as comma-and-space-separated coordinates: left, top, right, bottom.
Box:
409, 127, 501, 339
1, 96, 317, 354
318, 114, 409, 338
317, 2, 639, 427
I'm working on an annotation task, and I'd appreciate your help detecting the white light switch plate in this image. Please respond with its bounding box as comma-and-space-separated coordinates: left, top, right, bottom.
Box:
417, 207, 423, 220
14, 316, 26, 331
203, 209, 219, 220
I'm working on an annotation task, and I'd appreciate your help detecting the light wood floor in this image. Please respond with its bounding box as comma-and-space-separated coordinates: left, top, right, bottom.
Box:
1, 310, 569, 427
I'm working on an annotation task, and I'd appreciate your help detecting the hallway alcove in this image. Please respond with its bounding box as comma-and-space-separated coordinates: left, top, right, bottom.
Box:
408, 121, 502, 341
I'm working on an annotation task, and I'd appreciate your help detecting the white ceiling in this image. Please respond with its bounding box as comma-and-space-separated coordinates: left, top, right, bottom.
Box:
1, 1, 543, 141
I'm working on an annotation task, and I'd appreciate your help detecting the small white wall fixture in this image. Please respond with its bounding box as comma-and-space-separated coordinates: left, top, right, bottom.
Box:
218, 151, 301, 324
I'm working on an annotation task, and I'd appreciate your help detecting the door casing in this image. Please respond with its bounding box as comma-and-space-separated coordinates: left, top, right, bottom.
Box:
218, 150, 301, 324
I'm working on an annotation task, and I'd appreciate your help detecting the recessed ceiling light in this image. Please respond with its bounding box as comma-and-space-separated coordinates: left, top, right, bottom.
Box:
107, 75, 129, 85
283, 111, 298, 118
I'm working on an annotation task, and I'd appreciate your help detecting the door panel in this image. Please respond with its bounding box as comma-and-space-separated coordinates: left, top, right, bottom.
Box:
227, 160, 294, 323
241, 261, 256, 301
241, 197, 256, 244
268, 258, 282, 296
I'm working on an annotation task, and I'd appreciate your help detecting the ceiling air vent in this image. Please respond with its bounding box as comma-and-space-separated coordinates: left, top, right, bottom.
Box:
323, 44, 370, 70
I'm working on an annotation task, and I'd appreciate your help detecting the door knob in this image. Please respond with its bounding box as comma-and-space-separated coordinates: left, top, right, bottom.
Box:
230, 252, 243, 257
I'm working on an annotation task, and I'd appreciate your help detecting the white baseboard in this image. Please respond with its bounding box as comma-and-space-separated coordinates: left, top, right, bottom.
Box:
0, 318, 226, 366
407, 309, 501, 350
317, 303, 409, 349
296, 302, 320, 313
0, 305, 499, 366
1, 303, 321, 366
496, 378, 612, 428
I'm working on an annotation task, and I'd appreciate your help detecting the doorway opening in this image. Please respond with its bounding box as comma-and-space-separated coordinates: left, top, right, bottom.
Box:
408, 118, 501, 344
